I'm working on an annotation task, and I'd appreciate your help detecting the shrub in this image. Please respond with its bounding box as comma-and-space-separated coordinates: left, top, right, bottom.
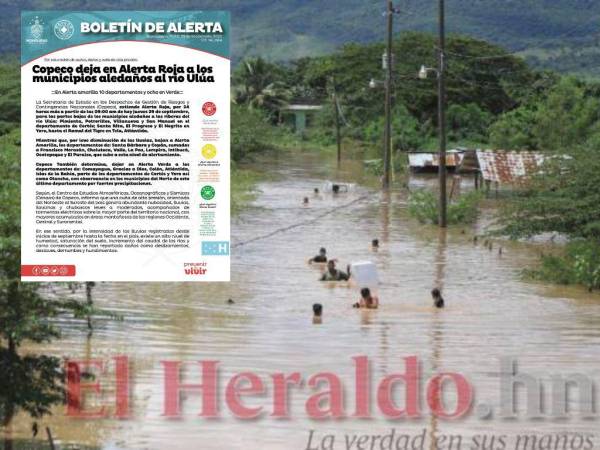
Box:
231, 165, 262, 214
231, 105, 276, 162
408, 190, 482, 225
525, 240, 600, 290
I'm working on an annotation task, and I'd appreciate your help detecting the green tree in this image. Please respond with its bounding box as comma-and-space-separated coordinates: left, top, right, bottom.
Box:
489, 105, 538, 149
0, 62, 19, 135
446, 103, 491, 143
290, 32, 535, 141
364, 104, 424, 152
231, 104, 276, 162
490, 76, 600, 151
533, 77, 600, 151
408, 190, 483, 225
232, 57, 291, 119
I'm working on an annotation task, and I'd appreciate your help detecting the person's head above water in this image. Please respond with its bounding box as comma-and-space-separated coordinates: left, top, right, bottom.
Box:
309, 247, 328, 264
361, 287, 371, 299
314, 188, 319, 194
332, 184, 340, 194
431, 288, 444, 308
313, 303, 323, 317
303, 197, 309, 204
372, 239, 379, 248
327, 260, 337, 272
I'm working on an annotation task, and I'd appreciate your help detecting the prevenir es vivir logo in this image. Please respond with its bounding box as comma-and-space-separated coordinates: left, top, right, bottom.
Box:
184, 262, 207, 275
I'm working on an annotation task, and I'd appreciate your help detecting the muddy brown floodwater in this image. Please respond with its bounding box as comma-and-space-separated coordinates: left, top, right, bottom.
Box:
9, 152, 600, 450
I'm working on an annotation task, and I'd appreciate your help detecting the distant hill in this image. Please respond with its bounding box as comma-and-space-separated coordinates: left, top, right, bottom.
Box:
7, 0, 600, 75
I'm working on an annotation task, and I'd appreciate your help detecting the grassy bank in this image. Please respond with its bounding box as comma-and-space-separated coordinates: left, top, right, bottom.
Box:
523, 240, 600, 292
231, 166, 264, 215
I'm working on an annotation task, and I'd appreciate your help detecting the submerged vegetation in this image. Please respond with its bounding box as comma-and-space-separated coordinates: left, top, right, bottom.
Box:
523, 241, 600, 291
495, 146, 600, 290
230, 165, 263, 215
408, 190, 483, 226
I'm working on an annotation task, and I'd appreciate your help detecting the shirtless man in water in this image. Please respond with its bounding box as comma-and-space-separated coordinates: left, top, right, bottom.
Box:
354, 287, 379, 309
320, 260, 350, 281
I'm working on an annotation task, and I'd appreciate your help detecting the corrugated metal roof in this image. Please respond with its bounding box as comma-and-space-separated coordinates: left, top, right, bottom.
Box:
477, 150, 545, 184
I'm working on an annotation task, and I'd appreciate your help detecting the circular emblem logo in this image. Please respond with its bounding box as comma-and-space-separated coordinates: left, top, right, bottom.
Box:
202, 144, 217, 160
200, 185, 216, 201
202, 102, 217, 116
54, 20, 75, 40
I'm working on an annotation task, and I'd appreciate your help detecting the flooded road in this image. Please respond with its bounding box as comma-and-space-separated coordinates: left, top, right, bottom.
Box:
11, 152, 600, 449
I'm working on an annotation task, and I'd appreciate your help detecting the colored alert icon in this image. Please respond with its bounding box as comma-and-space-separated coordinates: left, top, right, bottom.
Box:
202, 144, 217, 160
201, 185, 216, 201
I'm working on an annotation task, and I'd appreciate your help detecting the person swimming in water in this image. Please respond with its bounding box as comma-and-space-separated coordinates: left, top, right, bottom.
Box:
303, 197, 309, 205
431, 288, 445, 308
321, 260, 350, 281
313, 303, 323, 324
353, 287, 379, 309
308, 247, 328, 264
372, 239, 379, 250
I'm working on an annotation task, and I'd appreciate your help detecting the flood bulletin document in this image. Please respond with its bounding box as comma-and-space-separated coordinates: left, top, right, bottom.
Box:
20, 11, 230, 282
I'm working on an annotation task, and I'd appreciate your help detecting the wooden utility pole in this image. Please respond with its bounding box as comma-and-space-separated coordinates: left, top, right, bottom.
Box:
85, 281, 94, 332
46, 427, 57, 450
437, 0, 448, 227
383, 0, 394, 189
331, 77, 342, 166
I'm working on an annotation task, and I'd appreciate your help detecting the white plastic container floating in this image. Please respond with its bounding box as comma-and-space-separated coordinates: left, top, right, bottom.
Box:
350, 261, 379, 291
323, 181, 355, 193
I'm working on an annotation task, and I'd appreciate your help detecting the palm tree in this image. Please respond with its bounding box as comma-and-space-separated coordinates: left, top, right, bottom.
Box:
233, 57, 291, 119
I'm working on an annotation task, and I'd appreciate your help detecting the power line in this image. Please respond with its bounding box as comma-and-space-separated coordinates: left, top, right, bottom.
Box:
439, 47, 517, 61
